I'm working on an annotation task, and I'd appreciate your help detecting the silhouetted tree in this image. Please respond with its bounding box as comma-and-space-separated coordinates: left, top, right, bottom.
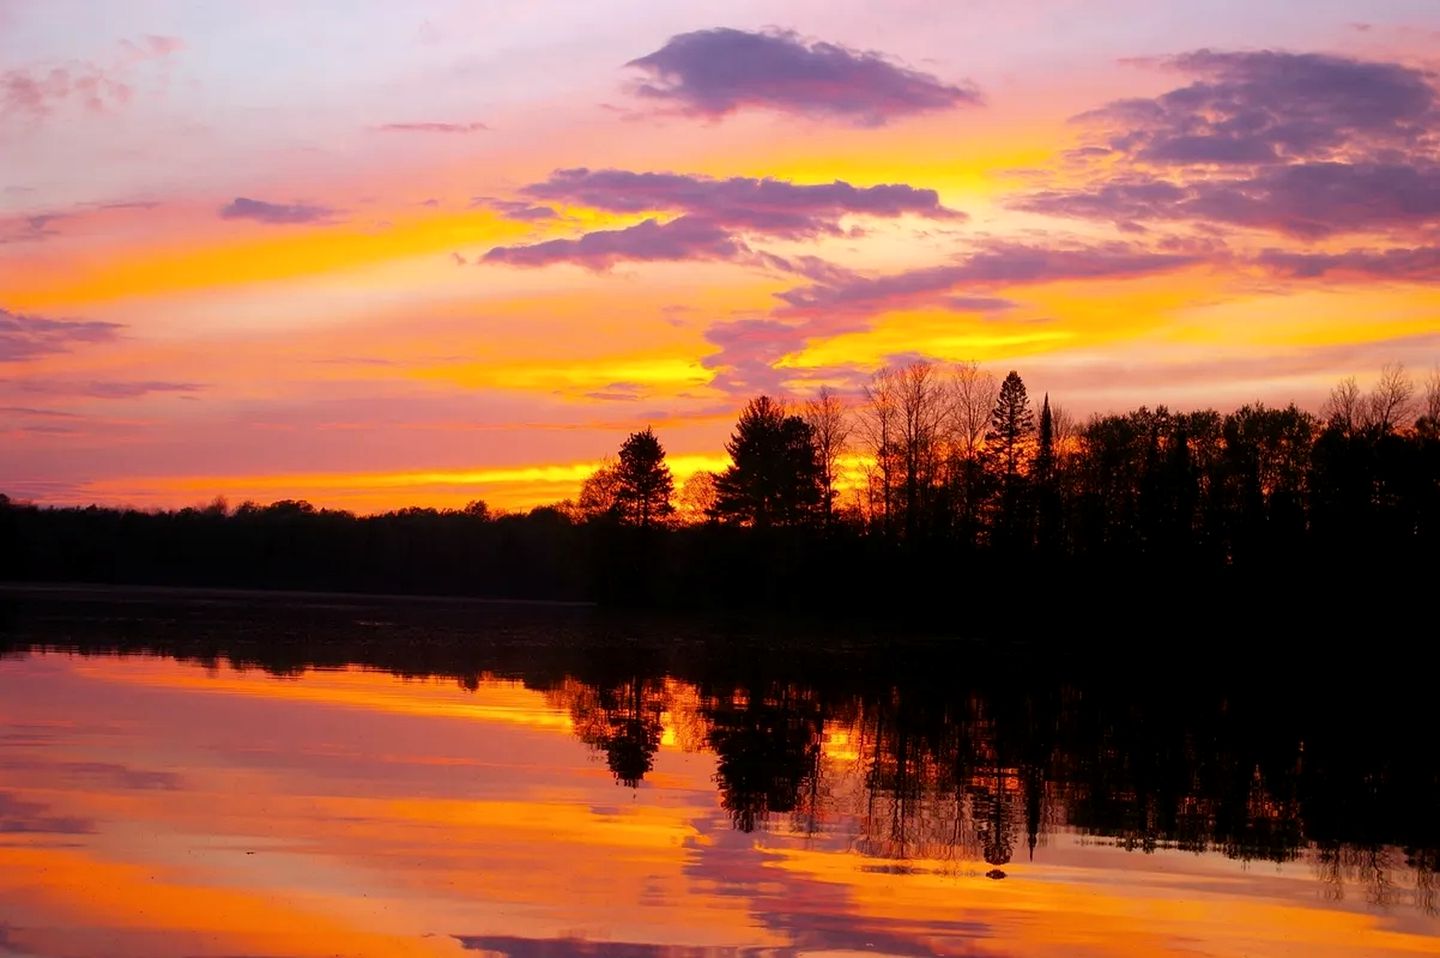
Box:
714, 396, 822, 528
1034, 394, 1062, 554
987, 371, 1034, 548
612, 428, 673, 527
804, 387, 851, 526
676, 470, 719, 524
858, 362, 949, 538
987, 371, 1034, 480
577, 458, 621, 519
1367, 363, 1416, 435
1035, 395, 1055, 484
947, 362, 999, 550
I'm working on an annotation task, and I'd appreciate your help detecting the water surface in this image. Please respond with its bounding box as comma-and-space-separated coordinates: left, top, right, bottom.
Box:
0, 591, 1436, 958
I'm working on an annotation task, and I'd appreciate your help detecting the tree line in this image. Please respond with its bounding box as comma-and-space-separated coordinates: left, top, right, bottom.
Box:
3, 360, 1437, 619
575, 360, 1440, 550
565, 360, 1439, 613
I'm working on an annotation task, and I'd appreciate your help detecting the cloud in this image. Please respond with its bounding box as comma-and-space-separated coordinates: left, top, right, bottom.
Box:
1018, 162, 1440, 238
584, 381, 648, 402
377, 121, 489, 133
1015, 178, 1187, 227
0, 791, 93, 835
0, 308, 121, 361
1084, 50, 1437, 166
120, 35, 184, 59
455, 935, 771, 958
484, 168, 959, 270
1256, 245, 1440, 281
1181, 162, 1440, 238
2, 36, 181, 123
2, 63, 131, 119
219, 197, 335, 225
0, 406, 82, 418
701, 318, 807, 394
518, 168, 959, 237
700, 241, 1200, 394
776, 242, 1200, 313
484, 216, 744, 269
0, 211, 69, 244
1023, 331, 1440, 397
1014, 51, 1440, 242
942, 295, 1019, 312
474, 198, 559, 222
627, 27, 979, 126
6, 379, 203, 399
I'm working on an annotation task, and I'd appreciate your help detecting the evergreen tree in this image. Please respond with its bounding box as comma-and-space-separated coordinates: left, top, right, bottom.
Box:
613, 427, 673, 527
987, 371, 1035, 548
1035, 394, 1055, 483
1034, 393, 1061, 554
714, 396, 823, 528
987, 371, 1034, 480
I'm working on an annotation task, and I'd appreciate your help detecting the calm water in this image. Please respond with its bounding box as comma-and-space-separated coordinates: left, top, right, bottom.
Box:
0, 590, 1437, 958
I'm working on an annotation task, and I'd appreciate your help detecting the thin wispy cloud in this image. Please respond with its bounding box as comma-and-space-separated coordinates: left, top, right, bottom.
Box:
0, 308, 121, 361
219, 197, 335, 225
376, 121, 490, 133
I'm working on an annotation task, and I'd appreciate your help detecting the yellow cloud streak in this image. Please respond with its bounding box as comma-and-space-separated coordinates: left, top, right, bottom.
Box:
75, 453, 734, 512
5, 210, 532, 310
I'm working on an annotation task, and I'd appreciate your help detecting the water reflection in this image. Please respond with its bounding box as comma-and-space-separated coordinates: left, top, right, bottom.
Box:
1, 591, 1438, 957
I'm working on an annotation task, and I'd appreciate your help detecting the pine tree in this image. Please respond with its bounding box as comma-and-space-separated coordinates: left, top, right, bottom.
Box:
987, 371, 1034, 480
1035, 394, 1055, 484
715, 396, 823, 527
986, 371, 1035, 550
613, 427, 673, 527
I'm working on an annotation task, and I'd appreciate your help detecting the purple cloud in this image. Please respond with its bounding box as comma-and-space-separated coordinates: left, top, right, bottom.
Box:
474, 198, 559, 222
627, 28, 980, 126
942, 295, 1019, 312
377, 121, 489, 133
1183, 162, 1440, 238
1016, 50, 1440, 240
7, 380, 204, 399
1256, 245, 1440, 281
483, 216, 744, 269
0, 211, 69, 245
0, 406, 82, 418
484, 169, 959, 270
1018, 162, 1440, 238
1016, 179, 1187, 227
1084, 50, 1436, 166
219, 197, 334, 225
1, 308, 121, 361
777, 242, 1199, 313
701, 318, 811, 394
702, 242, 1199, 393
519, 168, 959, 238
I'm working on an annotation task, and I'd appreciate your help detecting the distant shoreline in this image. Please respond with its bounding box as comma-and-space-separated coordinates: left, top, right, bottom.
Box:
0, 581, 597, 609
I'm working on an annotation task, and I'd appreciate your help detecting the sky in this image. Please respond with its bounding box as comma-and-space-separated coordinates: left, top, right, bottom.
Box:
3, 0, 1439, 512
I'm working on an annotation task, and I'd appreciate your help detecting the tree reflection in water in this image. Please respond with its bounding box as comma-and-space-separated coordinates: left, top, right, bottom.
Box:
2, 592, 1435, 911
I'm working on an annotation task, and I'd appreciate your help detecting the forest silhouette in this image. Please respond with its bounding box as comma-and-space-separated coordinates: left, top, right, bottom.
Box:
4, 361, 1438, 623
1, 590, 1434, 909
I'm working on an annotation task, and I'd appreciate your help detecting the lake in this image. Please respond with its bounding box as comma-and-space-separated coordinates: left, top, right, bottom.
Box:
0, 588, 1436, 957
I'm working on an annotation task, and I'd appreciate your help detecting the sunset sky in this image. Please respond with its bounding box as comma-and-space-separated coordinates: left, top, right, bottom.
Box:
4, 1, 1439, 511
